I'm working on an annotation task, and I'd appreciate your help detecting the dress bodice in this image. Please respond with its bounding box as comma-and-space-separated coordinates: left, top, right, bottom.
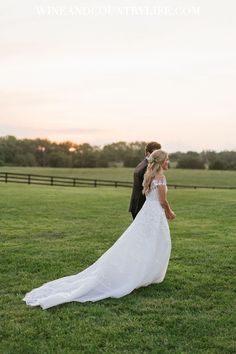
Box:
146, 178, 167, 202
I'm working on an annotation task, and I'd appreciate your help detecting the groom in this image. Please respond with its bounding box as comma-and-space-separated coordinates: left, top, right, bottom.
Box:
129, 141, 161, 219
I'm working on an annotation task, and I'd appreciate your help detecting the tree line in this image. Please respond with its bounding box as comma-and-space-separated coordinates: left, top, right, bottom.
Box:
0, 136, 235, 170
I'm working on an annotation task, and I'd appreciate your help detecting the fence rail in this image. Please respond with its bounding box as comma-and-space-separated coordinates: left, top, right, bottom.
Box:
0, 172, 235, 190
0, 172, 132, 188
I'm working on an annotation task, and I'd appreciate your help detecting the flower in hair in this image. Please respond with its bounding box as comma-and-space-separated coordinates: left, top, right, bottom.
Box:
147, 156, 158, 164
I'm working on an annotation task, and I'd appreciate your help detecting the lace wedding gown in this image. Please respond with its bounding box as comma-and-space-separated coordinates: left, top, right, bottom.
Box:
23, 178, 171, 309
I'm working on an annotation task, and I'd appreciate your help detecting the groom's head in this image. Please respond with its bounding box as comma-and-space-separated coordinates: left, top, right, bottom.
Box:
145, 141, 161, 157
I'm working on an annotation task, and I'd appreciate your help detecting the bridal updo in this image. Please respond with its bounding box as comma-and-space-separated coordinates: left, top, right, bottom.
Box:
142, 149, 168, 196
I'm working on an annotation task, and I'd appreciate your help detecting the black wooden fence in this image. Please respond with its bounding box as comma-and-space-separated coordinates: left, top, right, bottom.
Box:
0, 172, 235, 190
0, 172, 132, 188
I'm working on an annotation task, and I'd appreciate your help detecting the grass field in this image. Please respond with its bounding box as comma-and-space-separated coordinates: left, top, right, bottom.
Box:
0, 177, 235, 353
0, 166, 236, 188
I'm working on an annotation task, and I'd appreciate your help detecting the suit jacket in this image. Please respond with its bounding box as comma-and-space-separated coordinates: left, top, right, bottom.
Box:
129, 158, 148, 216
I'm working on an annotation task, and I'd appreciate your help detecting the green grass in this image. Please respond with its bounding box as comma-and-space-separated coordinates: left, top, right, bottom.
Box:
0, 182, 235, 353
0, 166, 236, 187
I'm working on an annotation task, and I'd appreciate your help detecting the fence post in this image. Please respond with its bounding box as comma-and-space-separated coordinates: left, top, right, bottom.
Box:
28, 175, 31, 184
73, 178, 76, 187
115, 181, 118, 188
51, 176, 53, 186
5, 173, 8, 183
94, 180, 97, 187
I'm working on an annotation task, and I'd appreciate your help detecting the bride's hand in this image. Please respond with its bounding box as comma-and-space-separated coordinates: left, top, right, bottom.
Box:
167, 210, 176, 220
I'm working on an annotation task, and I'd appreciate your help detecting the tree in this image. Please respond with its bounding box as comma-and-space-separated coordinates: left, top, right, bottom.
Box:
48, 151, 71, 167
1, 135, 19, 164
73, 143, 97, 167
14, 153, 37, 166
177, 156, 205, 169
209, 151, 236, 170
0, 135, 235, 170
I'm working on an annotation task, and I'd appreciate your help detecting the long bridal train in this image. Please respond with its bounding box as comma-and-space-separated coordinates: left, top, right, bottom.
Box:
23, 179, 171, 310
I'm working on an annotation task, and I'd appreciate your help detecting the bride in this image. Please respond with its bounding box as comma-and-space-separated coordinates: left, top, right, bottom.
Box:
23, 149, 176, 310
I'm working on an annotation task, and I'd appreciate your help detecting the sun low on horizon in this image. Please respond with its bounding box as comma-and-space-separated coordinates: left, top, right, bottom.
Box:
0, 0, 236, 152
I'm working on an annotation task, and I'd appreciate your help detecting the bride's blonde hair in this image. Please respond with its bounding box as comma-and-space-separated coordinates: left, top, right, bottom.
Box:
142, 149, 168, 196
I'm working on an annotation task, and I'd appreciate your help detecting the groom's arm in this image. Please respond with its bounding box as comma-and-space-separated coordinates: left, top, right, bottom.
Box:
138, 163, 147, 191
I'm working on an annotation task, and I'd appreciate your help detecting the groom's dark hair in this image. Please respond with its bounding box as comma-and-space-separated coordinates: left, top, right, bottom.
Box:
145, 141, 161, 155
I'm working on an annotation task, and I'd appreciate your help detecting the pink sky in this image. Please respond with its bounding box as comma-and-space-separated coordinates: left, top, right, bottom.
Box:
0, 0, 236, 152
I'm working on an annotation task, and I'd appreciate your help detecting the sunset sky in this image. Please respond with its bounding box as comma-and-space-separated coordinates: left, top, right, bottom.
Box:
0, 0, 236, 152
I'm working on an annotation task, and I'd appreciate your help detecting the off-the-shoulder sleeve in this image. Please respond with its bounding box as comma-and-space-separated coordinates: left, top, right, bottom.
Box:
152, 177, 167, 188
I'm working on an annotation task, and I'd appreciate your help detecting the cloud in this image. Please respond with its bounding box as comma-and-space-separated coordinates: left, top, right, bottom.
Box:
0, 125, 104, 136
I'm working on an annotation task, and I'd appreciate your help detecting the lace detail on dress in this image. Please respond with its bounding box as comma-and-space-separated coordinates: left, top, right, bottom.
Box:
150, 177, 167, 190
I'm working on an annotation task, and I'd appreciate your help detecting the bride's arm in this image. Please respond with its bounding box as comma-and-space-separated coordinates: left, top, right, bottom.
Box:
158, 182, 176, 220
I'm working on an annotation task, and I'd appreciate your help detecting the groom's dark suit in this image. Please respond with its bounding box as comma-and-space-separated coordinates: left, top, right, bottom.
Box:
129, 158, 148, 219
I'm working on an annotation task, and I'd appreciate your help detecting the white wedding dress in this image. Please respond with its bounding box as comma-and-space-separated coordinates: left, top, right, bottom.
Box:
23, 178, 171, 310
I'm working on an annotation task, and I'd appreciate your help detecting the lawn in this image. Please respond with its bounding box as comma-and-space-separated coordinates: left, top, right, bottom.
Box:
0, 166, 236, 188
0, 182, 235, 353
